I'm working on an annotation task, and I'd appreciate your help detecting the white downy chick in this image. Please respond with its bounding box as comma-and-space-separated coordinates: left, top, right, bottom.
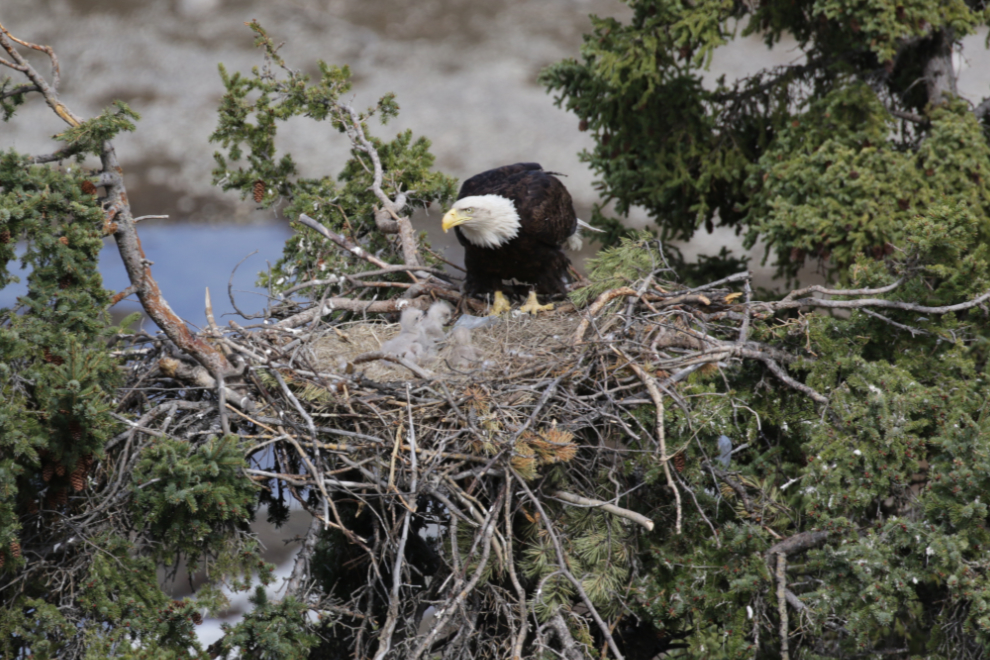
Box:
419, 301, 453, 349
381, 332, 424, 361
381, 308, 426, 361
448, 326, 481, 369
398, 307, 425, 334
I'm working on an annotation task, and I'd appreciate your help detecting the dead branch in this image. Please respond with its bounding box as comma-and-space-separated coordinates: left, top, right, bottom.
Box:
338, 103, 422, 268
619, 347, 681, 536
285, 515, 322, 597
513, 471, 626, 660
776, 551, 790, 660
274, 296, 432, 329
157, 358, 254, 411
0, 22, 232, 380
552, 490, 654, 531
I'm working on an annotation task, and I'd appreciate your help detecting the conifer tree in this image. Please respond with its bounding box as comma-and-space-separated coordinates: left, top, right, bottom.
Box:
541, 0, 990, 280
6, 7, 990, 660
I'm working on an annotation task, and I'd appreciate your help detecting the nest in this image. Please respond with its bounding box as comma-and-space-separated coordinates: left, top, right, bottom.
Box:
106, 276, 760, 659
92, 253, 990, 659
307, 311, 587, 382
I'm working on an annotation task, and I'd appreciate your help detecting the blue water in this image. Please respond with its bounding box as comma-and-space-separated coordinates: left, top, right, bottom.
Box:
0, 223, 293, 331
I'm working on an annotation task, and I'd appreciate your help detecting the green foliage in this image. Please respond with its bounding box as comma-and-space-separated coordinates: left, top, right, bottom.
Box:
0, 93, 145, 659
55, 101, 140, 155
570, 230, 666, 307
619, 201, 990, 658
0, 146, 120, 572
0, 597, 74, 660
216, 587, 318, 660
131, 434, 257, 566
542, 0, 990, 278
745, 91, 990, 279
210, 21, 457, 296
75, 534, 203, 659
0, 76, 32, 121
520, 504, 632, 621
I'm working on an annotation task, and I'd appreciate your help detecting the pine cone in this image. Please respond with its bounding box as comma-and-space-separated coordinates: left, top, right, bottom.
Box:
56, 488, 68, 505
42, 462, 55, 482
69, 420, 84, 441
10, 541, 21, 559
70, 465, 86, 492
252, 180, 265, 203
81, 180, 97, 196
192, 612, 204, 625
43, 349, 64, 365
26, 499, 39, 515
0, 230, 10, 244
55, 463, 66, 477
673, 452, 686, 473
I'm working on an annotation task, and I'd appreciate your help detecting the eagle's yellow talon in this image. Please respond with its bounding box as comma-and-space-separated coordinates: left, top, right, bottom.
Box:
489, 290, 513, 316
519, 291, 554, 315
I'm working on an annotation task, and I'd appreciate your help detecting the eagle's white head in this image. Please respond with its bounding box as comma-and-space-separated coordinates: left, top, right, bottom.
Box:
441, 195, 520, 248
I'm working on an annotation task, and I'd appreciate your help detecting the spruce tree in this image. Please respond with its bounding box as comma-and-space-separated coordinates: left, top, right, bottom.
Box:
6, 7, 990, 660
540, 0, 990, 280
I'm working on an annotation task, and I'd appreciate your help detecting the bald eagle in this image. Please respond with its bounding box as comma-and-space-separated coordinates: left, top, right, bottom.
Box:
441, 163, 586, 314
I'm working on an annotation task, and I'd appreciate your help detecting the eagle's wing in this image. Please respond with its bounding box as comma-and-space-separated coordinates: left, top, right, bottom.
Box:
514, 172, 577, 247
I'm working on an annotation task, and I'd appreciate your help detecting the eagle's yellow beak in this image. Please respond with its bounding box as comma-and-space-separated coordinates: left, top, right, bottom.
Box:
442, 208, 471, 233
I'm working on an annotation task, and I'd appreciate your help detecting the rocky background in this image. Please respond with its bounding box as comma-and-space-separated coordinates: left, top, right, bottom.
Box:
4, 1, 990, 643
5, 0, 988, 270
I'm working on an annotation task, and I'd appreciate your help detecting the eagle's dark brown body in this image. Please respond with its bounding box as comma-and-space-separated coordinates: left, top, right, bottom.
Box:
454, 162, 577, 297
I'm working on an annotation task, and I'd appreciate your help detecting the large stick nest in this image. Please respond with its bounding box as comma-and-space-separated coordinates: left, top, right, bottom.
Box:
102, 255, 990, 659
105, 273, 755, 660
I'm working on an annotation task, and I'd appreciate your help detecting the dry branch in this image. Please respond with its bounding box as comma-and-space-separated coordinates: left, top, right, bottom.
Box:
552, 490, 654, 531
0, 22, 232, 380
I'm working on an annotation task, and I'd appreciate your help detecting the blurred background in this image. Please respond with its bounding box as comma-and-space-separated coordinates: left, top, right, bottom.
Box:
5, 0, 990, 328
4, 0, 990, 645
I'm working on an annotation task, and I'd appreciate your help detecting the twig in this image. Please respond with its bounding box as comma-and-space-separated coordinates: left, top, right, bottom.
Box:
550, 612, 589, 660
552, 491, 654, 531
372, 386, 418, 660
512, 471, 625, 660
285, 515, 322, 597
274, 295, 432, 329
338, 104, 422, 267
739, 275, 753, 343
860, 308, 931, 336
410, 485, 505, 660
348, 350, 434, 379
617, 347, 681, 536
776, 552, 790, 660
297, 213, 392, 270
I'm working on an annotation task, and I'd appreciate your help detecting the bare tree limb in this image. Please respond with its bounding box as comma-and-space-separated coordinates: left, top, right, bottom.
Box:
776, 552, 790, 660
338, 103, 422, 268
373, 387, 419, 660
758, 290, 990, 315
285, 515, 323, 598
550, 612, 590, 660
617, 347, 681, 536
296, 213, 393, 270
552, 490, 654, 531
1, 22, 234, 380
274, 296, 431, 329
